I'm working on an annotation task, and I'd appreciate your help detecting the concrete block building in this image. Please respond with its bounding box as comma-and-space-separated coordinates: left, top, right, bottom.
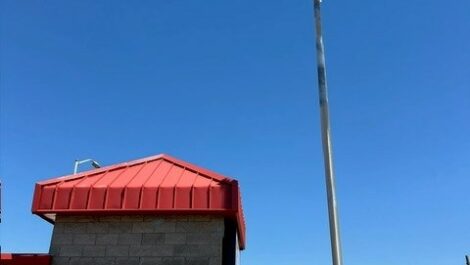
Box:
32, 154, 246, 265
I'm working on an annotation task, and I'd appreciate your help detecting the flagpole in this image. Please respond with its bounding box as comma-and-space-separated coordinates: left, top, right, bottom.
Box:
312, 1, 344, 265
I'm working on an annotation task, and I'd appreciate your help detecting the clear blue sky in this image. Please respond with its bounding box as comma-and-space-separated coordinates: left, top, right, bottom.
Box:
1, 1, 469, 264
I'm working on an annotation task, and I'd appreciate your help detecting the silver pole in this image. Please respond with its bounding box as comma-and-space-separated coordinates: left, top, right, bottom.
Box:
74, 160, 79, 174
313, 1, 344, 265
74, 158, 101, 174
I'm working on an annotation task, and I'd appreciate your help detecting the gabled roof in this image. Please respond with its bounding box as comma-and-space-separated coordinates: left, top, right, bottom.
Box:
32, 154, 246, 249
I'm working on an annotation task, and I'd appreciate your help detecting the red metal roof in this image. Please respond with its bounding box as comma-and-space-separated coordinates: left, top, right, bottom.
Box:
32, 154, 246, 249
1, 254, 51, 265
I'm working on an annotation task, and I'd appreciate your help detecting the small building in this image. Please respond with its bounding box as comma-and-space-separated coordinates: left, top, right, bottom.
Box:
32, 154, 246, 265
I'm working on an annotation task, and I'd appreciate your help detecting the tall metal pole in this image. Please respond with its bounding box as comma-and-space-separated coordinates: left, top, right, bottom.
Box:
465, 255, 469, 265
313, 1, 344, 265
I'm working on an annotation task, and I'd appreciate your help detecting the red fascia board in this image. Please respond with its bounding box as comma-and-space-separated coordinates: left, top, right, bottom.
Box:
31, 183, 42, 213
1, 254, 51, 265
33, 208, 238, 215
230, 180, 246, 250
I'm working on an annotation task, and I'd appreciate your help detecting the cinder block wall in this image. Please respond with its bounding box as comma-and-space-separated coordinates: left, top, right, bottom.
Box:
49, 215, 224, 265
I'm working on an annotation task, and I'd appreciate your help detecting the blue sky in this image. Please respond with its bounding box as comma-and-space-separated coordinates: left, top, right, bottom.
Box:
1, 1, 469, 264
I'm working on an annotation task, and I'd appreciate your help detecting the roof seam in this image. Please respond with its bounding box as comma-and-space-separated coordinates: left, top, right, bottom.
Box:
172, 167, 187, 208
121, 162, 148, 209
103, 168, 128, 209
155, 163, 174, 209
86, 170, 111, 209
138, 160, 163, 208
